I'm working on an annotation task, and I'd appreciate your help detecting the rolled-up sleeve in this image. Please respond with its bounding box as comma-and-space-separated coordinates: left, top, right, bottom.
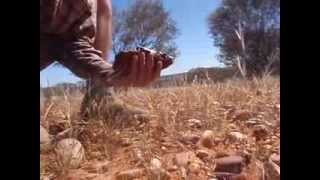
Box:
58, 37, 114, 85
41, 0, 114, 86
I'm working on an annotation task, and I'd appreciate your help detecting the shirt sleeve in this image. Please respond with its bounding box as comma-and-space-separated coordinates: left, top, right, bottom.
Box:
58, 37, 115, 86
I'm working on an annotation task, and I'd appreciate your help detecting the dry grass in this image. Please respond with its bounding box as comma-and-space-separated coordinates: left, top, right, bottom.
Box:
40, 75, 280, 180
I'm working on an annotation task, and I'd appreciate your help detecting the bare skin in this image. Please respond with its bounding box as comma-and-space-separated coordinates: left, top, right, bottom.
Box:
94, 0, 162, 88
94, 0, 113, 60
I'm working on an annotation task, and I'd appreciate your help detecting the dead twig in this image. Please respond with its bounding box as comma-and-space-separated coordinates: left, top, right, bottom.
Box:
43, 102, 54, 122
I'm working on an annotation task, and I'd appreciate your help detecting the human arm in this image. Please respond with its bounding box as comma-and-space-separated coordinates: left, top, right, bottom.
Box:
94, 0, 112, 60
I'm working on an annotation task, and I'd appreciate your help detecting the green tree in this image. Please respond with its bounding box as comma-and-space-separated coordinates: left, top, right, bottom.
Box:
208, 0, 280, 77
112, 0, 179, 58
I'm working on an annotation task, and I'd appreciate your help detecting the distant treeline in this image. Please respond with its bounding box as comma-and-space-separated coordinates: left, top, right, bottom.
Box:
151, 67, 239, 88
41, 81, 86, 98
41, 66, 279, 96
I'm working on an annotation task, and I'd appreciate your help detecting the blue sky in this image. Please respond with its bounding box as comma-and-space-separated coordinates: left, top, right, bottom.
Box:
40, 0, 222, 87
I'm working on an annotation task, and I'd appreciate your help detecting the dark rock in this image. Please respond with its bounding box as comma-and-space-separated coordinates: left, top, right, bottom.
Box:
214, 172, 247, 180
116, 168, 145, 180
215, 156, 245, 174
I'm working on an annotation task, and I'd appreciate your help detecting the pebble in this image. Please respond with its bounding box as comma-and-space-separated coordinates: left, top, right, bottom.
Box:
187, 119, 202, 128
196, 149, 210, 160
264, 160, 280, 180
200, 130, 214, 148
55, 138, 85, 169
228, 132, 247, 142
116, 168, 145, 180
214, 156, 245, 174
174, 151, 197, 167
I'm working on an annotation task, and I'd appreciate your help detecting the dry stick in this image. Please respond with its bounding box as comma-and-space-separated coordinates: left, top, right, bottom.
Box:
255, 160, 265, 180
55, 128, 73, 141
63, 91, 72, 127
43, 102, 54, 123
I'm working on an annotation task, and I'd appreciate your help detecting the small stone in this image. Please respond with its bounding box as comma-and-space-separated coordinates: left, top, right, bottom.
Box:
180, 167, 187, 179
230, 173, 248, 180
167, 165, 178, 172
253, 125, 269, 141
271, 136, 278, 140
55, 138, 85, 169
264, 121, 273, 127
270, 153, 280, 166
90, 151, 101, 159
233, 111, 252, 121
61, 169, 99, 180
187, 119, 202, 128
214, 172, 248, 180
239, 150, 251, 165
264, 139, 271, 144
49, 123, 65, 135
188, 162, 201, 174
214, 137, 223, 144
150, 158, 171, 180
215, 152, 230, 159
245, 118, 260, 126
264, 160, 280, 180
174, 151, 197, 167
120, 138, 131, 147
227, 124, 238, 131
91, 174, 113, 180
180, 134, 200, 145
257, 114, 264, 119
151, 158, 162, 169
133, 148, 145, 165
81, 160, 110, 173
215, 156, 245, 174
138, 123, 145, 129
208, 177, 218, 180
245, 121, 258, 127
159, 170, 171, 180
256, 90, 262, 96
200, 130, 214, 148
41, 176, 50, 180
116, 168, 145, 180
228, 132, 247, 143
264, 145, 273, 150
40, 125, 52, 152
196, 149, 210, 160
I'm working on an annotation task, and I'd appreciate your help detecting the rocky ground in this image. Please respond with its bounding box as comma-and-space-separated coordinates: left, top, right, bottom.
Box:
40, 76, 280, 180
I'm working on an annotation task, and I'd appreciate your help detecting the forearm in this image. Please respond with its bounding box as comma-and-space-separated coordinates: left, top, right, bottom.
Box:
95, 19, 112, 59
60, 38, 115, 86
94, 0, 112, 61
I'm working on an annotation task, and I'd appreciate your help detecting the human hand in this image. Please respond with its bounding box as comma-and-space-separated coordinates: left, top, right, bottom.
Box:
109, 52, 163, 87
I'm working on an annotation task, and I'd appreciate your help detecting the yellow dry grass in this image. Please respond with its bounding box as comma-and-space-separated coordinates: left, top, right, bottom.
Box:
40, 75, 280, 180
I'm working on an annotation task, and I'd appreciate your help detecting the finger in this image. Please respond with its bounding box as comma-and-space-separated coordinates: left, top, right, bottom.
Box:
151, 60, 162, 82
145, 52, 154, 83
142, 53, 154, 85
128, 55, 139, 86
137, 52, 146, 85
